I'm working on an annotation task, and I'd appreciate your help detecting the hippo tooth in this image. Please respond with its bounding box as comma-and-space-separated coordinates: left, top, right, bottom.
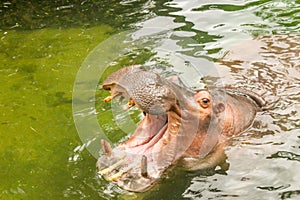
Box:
103, 92, 120, 102
103, 95, 114, 102
123, 98, 135, 111
101, 139, 113, 157
141, 155, 148, 178
107, 166, 132, 181
98, 158, 125, 176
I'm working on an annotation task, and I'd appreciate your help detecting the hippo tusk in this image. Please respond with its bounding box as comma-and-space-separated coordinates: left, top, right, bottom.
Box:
101, 139, 113, 157
98, 158, 125, 175
103, 93, 120, 102
123, 98, 135, 111
103, 95, 114, 102
141, 155, 148, 178
107, 166, 132, 181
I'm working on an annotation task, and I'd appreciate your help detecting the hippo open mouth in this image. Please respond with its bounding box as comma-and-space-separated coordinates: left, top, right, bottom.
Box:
97, 65, 265, 192
97, 65, 202, 192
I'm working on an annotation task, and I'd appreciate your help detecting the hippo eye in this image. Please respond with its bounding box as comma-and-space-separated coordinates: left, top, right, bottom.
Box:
200, 98, 210, 108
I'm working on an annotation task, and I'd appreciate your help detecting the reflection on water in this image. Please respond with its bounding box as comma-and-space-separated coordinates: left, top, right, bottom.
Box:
95, 1, 299, 199
1, 0, 299, 199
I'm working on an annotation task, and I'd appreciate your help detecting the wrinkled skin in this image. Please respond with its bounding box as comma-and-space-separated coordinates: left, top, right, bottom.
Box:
97, 65, 265, 192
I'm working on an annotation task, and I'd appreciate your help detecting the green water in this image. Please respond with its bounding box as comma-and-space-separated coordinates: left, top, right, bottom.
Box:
0, 26, 115, 199
1, 0, 299, 199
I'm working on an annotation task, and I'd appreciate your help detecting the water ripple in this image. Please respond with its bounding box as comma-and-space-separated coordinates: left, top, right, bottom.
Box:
268, 151, 300, 162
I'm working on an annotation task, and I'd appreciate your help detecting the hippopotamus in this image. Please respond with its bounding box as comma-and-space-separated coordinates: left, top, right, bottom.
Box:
97, 65, 266, 192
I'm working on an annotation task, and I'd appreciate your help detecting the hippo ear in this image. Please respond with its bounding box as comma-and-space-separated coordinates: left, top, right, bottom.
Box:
214, 103, 225, 114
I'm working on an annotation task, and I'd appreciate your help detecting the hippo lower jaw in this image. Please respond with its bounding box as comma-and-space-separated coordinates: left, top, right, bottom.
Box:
97, 101, 199, 192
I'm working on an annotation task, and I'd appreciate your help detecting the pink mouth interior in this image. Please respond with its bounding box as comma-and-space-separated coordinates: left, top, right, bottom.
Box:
117, 114, 168, 154
110, 113, 173, 179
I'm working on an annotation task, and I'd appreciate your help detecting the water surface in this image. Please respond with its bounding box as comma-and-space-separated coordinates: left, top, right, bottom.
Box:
0, 0, 299, 199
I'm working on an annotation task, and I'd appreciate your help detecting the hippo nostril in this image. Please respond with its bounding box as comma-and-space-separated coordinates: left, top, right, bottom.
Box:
141, 155, 148, 178
101, 139, 113, 157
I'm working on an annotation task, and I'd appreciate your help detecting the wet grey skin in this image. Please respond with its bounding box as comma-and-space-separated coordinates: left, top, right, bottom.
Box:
97, 65, 266, 192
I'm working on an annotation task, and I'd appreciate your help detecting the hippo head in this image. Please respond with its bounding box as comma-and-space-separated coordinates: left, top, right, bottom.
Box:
97, 65, 262, 192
